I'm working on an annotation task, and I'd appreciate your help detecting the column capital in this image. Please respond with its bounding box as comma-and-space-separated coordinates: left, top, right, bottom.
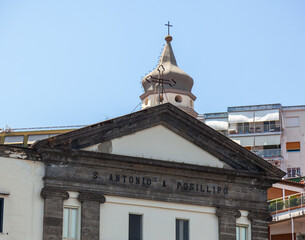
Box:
77, 192, 106, 204
247, 211, 272, 221
216, 207, 241, 218
40, 187, 69, 200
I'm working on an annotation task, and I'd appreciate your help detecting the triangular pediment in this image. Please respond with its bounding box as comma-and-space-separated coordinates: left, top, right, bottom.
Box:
81, 125, 231, 169
33, 103, 285, 177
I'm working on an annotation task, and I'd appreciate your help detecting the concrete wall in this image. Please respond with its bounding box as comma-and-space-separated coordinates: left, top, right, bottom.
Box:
282, 108, 305, 176
83, 125, 229, 169
0, 156, 44, 240
100, 196, 219, 240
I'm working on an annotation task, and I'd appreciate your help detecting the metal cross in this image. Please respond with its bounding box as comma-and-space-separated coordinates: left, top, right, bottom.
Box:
145, 65, 176, 105
165, 21, 173, 35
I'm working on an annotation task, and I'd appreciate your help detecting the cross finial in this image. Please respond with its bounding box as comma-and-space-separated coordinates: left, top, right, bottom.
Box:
165, 21, 173, 35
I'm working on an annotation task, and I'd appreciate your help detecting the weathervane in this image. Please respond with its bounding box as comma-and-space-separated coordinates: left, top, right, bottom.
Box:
165, 21, 173, 35
145, 65, 176, 105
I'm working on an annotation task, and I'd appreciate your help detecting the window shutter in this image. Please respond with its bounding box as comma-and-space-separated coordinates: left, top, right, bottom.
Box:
286, 142, 300, 151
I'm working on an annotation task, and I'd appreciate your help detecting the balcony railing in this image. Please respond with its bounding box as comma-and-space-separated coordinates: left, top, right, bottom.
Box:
229, 122, 281, 135
268, 192, 305, 215
253, 149, 281, 158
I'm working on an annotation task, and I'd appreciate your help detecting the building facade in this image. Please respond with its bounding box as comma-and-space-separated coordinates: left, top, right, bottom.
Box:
0, 104, 284, 240
0, 34, 285, 240
201, 104, 305, 178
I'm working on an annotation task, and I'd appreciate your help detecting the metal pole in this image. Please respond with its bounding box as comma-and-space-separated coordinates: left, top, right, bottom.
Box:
283, 189, 286, 209
291, 217, 294, 240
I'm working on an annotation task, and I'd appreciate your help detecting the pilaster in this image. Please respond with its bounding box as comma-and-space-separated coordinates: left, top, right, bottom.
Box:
41, 187, 69, 240
248, 211, 271, 240
77, 192, 106, 240
216, 207, 241, 240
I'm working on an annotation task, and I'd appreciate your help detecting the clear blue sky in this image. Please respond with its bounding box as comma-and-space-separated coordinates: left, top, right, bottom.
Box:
1, 0, 305, 129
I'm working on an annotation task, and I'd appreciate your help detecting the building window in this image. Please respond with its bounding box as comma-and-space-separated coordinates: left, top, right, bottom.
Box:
236, 225, 247, 240
129, 214, 142, 240
0, 198, 3, 233
237, 123, 250, 134
287, 168, 301, 178
286, 142, 300, 152
285, 117, 300, 128
63, 207, 78, 239
263, 121, 280, 132
176, 219, 189, 240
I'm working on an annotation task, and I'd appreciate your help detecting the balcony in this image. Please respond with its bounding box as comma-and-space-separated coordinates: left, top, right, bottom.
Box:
253, 149, 281, 158
229, 121, 281, 135
268, 193, 305, 222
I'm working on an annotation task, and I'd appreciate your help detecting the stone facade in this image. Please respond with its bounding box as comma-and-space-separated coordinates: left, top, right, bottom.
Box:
31, 104, 285, 240
0, 104, 285, 240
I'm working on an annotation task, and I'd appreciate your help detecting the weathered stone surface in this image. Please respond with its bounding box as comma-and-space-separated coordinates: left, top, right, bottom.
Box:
216, 208, 241, 240
41, 188, 69, 240
41, 187, 69, 200
248, 211, 271, 240
77, 192, 106, 203
78, 192, 105, 240
40, 151, 273, 213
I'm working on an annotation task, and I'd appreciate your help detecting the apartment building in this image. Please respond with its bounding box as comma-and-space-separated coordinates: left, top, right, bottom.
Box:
201, 104, 305, 178
0, 126, 84, 147
268, 179, 305, 240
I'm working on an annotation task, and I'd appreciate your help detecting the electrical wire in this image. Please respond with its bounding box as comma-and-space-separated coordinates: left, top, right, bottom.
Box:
131, 101, 142, 113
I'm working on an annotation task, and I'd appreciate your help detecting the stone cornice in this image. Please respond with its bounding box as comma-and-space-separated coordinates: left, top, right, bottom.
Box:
40, 187, 69, 200
247, 211, 272, 221
216, 207, 241, 218
77, 192, 106, 203
0, 144, 38, 161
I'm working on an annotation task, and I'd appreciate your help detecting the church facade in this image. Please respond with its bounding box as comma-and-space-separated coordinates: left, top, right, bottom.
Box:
0, 34, 285, 240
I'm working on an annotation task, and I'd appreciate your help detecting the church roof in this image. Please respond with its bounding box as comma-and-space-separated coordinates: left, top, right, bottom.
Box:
141, 35, 194, 93
32, 103, 285, 179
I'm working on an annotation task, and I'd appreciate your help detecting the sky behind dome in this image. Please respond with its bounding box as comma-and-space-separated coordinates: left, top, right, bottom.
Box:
0, 0, 305, 129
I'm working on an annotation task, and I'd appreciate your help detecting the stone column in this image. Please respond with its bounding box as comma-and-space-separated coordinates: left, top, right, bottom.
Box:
77, 192, 106, 240
41, 187, 69, 240
216, 207, 241, 240
248, 211, 271, 240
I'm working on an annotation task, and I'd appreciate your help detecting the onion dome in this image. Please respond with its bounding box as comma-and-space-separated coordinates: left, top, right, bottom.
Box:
141, 35, 194, 94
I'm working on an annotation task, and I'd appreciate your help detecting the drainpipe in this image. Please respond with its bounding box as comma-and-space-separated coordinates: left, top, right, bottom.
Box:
291, 216, 294, 240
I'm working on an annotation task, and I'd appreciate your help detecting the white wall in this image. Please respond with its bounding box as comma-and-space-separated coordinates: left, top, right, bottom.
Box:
83, 125, 230, 169
142, 93, 194, 110
0, 156, 44, 240
237, 210, 251, 240
100, 196, 218, 240
282, 109, 305, 176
